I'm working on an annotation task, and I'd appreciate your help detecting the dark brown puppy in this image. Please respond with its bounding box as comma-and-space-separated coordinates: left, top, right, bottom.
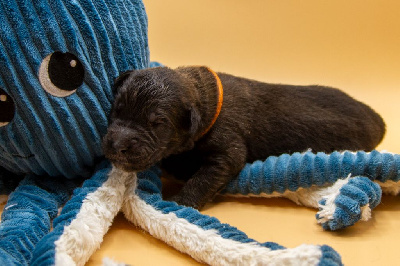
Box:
103, 66, 385, 209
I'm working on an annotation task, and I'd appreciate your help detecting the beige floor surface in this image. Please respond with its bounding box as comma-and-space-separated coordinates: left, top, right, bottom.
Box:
2, 1, 400, 265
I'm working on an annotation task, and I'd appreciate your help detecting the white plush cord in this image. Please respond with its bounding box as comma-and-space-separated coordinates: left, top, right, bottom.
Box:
316, 177, 351, 224
316, 176, 372, 223
225, 176, 374, 224
224, 179, 349, 209
228, 151, 396, 206
376, 180, 400, 196
54, 167, 133, 266
102, 257, 126, 266
122, 178, 323, 266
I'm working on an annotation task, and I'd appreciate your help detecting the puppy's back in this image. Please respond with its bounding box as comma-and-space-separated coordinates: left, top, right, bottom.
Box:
217, 73, 385, 159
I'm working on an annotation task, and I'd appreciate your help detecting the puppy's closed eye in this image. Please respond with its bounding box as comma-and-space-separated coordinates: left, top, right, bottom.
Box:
149, 112, 157, 123
148, 112, 166, 128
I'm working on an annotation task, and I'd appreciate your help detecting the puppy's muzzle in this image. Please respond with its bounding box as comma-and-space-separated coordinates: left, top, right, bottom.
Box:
103, 126, 141, 161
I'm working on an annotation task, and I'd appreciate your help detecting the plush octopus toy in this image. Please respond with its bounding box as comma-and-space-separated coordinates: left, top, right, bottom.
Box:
1, 0, 399, 265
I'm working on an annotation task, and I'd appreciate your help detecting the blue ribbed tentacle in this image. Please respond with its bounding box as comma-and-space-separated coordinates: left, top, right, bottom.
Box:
318, 245, 344, 266
131, 167, 343, 265
317, 176, 382, 230
30, 161, 111, 265
222, 150, 400, 196
137, 169, 272, 245
0, 175, 78, 265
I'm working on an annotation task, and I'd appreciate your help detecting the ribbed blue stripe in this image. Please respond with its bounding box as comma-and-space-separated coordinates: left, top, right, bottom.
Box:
124, 0, 149, 67
0, 175, 77, 265
92, 0, 130, 74
60, 0, 115, 99
136, 167, 342, 265
33, 0, 68, 53
136, 168, 283, 247
223, 151, 400, 195
2, 0, 44, 75
109, 0, 139, 70
0, 32, 62, 176
0, 2, 82, 177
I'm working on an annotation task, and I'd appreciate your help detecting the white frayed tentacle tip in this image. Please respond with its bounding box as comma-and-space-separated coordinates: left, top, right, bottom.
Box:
102, 257, 128, 266
316, 176, 351, 224
376, 180, 400, 196
360, 204, 372, 221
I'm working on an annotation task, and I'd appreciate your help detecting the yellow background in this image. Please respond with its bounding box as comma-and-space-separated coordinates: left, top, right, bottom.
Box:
3, 1, 399, 265
89, 1, 400, 265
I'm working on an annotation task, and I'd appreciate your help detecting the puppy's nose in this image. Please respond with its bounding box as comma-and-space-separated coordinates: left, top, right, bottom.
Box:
112, 138, 138, 155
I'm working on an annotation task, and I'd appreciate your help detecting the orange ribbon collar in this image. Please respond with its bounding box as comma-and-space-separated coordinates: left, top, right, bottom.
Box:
200, 67, 223, 137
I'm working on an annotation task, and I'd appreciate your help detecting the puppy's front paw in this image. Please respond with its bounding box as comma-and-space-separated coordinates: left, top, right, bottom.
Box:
168, 194, 202, 209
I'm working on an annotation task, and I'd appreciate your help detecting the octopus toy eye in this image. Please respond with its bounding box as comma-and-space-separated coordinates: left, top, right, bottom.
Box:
39, 51, 85, 97
0, 88, 15, 127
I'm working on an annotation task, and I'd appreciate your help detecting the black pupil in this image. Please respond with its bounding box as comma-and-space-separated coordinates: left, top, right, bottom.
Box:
48, 52, 84, 91
0, 89, 15, 124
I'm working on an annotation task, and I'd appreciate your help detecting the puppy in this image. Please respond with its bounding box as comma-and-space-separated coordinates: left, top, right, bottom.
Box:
103, 66, 385, 209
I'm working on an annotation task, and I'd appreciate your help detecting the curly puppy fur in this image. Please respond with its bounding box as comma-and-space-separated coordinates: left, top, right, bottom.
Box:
103, 66, 385, 209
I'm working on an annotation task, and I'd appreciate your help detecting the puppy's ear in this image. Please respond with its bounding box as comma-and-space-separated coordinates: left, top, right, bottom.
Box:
190, 106, 201, 135
183, 105, 201, 135
113, 70, 134, 93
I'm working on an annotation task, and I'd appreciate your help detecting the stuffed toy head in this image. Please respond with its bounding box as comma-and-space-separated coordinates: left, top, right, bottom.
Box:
0, 0, 149, 178
0, 1, 155, 264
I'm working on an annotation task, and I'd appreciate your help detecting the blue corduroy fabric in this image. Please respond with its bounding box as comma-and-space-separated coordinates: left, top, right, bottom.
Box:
0, 175, 78, 265
135, 167, 343, 265
0, 0, 149, 264
137, 168, 280, 246
319, 245, 343, 266
0, 0, 149, 178
30, 161, 111, 265
222, 150, 400, 195
222, 150, 397, 231
317, 176, 382, 230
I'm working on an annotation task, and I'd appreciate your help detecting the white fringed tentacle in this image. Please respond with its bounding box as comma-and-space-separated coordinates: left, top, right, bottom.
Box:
54, 168, 132, 266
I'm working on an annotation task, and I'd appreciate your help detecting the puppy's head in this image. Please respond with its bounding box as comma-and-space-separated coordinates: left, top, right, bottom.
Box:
103, 67, 203, 172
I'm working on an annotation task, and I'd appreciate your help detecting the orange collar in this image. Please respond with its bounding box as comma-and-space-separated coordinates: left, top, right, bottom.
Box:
200, 67, 223, 137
